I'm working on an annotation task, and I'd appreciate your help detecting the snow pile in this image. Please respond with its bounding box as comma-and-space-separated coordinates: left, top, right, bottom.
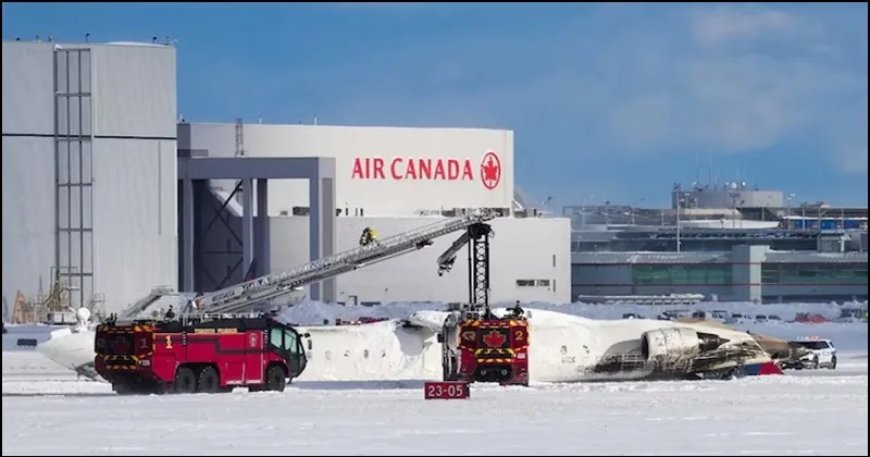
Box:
734, 321, 868, 354
295, 320, 442, 382
519, 300, 868, 322
279, 300, 446, 325
279, 299, 867, 326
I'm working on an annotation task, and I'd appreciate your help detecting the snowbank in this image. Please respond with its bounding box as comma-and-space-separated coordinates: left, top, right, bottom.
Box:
515, 300, 868, 322
279, 300, 868, 354
2, 324, 68, 350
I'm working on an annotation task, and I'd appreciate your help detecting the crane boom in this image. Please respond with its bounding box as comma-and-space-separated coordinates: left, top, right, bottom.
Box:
436, 232, 470, 276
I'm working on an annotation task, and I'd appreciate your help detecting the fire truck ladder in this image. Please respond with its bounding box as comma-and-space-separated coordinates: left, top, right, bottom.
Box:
118, 286, 185, 320
436, 222, 493, 310
192, 210, 498, 315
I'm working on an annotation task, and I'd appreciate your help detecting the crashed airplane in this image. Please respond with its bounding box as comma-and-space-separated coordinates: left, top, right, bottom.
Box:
37, 306, 787, 384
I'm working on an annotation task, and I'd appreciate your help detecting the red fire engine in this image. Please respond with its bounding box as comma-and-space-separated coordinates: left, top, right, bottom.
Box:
435, 222, 530, 386
440, 308, 529, 386
94, 315, 310, 394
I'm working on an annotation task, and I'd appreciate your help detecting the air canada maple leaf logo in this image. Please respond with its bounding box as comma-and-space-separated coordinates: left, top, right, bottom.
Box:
483, 330, 507, 348
480, 151, 501, 190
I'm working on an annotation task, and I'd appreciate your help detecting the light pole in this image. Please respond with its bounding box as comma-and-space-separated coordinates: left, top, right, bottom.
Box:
818, 206, 831, 230
801, 204, 806, 229
785, 193, 796, 229
630, 198, 645, 225
580, 195, 596, 230
729, 192, 740, 229
676, 197, 684, 252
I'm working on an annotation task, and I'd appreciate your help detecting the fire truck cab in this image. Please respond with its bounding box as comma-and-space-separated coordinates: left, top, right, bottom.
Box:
94, 315, 309, 394
439, 306, 529, 386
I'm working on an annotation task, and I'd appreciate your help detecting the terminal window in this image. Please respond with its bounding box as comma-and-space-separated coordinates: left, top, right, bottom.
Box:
762, 263, 868, 285
633, 265, 732, 286
516, 279, 551, 287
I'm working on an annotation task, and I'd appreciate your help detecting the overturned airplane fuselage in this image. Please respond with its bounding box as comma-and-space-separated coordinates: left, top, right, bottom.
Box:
36, 308, 781, 384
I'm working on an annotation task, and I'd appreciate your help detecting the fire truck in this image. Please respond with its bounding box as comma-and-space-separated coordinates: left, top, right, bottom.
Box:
94, 314, 310, 394
435, 222, 530, 386
439, 307, 529, 386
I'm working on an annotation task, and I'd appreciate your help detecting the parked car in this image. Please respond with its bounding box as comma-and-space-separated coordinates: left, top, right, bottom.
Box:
710, 310, 729, 321
725, 313, 747, 324
780, 337, 837, 370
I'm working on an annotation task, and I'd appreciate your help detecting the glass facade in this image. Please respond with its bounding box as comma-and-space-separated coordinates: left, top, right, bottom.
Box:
762, 263, 868, 285
632, 265, 733, 286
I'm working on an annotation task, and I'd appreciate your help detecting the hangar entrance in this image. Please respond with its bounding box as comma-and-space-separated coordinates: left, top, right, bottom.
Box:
177, 156, 337, 302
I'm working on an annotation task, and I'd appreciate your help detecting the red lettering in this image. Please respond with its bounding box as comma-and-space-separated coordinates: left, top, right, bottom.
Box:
447, 159, 459, 180
462, 160, 473, 180
390, 158, 403, 180
353, 156, 478, 181
352, 158, 364, 179
418, 159, 431, 179
406, 159, 417, 179
434, 161, 445, 179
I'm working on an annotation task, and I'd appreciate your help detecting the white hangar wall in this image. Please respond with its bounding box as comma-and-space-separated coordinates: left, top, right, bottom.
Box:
268, 216, 572, 304
2, 40, 177, 315
180, 123, 514, 217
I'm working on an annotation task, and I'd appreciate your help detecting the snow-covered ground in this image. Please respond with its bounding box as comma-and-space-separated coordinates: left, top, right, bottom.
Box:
2, 356, 867, 455
3, 301, 867, 455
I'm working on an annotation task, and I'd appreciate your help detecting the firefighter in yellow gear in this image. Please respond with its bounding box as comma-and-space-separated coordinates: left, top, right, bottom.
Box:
359, 227, 379, 247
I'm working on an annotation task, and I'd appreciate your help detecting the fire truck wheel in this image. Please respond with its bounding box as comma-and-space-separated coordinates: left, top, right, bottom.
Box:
198, 366, 220, 394
113, 384, 133, 395
174, 366, 197, 394
266, 365, 286, 392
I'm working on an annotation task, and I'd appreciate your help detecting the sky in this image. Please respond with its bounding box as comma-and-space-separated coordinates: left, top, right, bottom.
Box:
3, 2, 867, 208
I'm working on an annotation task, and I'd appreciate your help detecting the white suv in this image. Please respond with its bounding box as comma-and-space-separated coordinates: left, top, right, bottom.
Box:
788, 338, 838, 370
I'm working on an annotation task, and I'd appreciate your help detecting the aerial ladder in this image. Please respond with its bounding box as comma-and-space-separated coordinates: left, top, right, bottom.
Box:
117, 286, 193, 320
180, 209, 498, 315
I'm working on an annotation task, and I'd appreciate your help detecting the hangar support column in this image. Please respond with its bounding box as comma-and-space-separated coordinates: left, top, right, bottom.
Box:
242, 178, 254, 278
309, 159, 337, 302
181, 177, 195, 292
254, 179, 270, 278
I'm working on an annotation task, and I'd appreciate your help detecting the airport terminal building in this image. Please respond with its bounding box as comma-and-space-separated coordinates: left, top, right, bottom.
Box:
2, 39, 570, 318
566, 184, 868, 303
